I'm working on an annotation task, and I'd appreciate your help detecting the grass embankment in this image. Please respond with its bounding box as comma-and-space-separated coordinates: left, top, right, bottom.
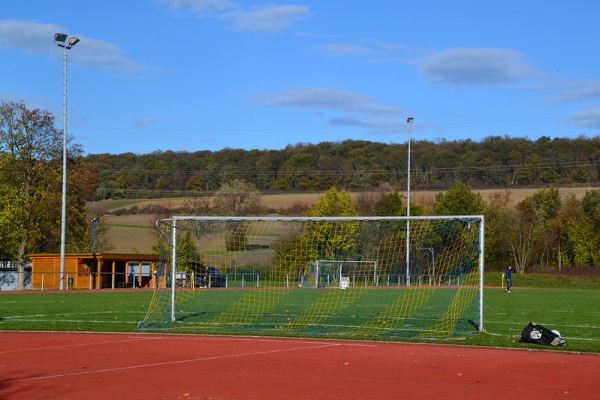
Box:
484, 271, 600, 289
1, 276, 598, 353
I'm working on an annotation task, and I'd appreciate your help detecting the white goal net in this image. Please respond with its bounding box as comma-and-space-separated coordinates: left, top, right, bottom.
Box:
138, 215, 484, 340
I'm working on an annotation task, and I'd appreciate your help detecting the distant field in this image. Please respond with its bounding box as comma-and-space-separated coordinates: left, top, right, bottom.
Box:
97, 187, 596, 253
97, 187, 595, 213
95, 193, 326, 213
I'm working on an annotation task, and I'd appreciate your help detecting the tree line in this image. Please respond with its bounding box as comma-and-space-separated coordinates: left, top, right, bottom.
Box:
87, 135, 600, 199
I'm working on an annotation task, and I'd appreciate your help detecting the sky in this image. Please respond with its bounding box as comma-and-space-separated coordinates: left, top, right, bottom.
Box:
1, 1, 600, 155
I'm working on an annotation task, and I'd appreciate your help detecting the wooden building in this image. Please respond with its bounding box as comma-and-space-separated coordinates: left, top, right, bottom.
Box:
28, 253, 162, 290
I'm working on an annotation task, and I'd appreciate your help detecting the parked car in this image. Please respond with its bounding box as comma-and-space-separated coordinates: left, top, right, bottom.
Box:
195, 265, 226, 288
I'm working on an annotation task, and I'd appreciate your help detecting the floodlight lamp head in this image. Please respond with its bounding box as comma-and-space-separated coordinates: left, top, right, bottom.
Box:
68, 37, 80, 47
54, 33, 68, 43
407, 117, 414, 124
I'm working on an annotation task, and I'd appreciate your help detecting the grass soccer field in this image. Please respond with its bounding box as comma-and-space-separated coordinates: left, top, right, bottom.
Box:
1, 287, 599, 352
139, 286, 479, 339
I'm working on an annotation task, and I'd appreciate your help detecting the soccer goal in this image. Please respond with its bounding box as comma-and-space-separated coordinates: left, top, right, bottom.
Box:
138, 215, 485, 339
300, 260, 378, 288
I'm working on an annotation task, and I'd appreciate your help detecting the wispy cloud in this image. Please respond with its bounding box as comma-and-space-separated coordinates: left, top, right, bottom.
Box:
309, 43, 374, 57
256, 86, 407, 133
258, 87, 400, 116
0, 19, 148, 70
417, 48, 542, 86
0, 90, 53, 107
158, 1, 310, 33
567, 106, 600, 129
309, 40, 413, 61
225, 5, 311, 33
328, 116, 374, 128
135, 117, 160, 128
555, 80, 600, 102
158, 0, 236, 14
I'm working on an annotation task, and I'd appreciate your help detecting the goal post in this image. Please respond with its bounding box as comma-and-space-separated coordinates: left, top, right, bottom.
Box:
138, 215, 485, 339
300, 260, 378, 288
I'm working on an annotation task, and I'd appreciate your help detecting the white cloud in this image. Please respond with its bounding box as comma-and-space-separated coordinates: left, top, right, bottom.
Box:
309, 43, 374, 57
556, 80, 600, 102
0, 19, 147, 71
0, 90, 53, 107
257, 86, 407, 133
158, 0, 236, 14
309, 40, 414, 61
258, 87, 401, 116
329, 116, 374, 128
135, 117, 160, 128
158, 2, 310, 34
226, 5, 310, 33
0, 19, 61, 53
418, 48, 541, 86
568, 106, 600, 129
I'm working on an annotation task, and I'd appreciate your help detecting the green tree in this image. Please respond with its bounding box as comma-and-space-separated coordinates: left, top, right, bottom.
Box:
374, 190, 404, 216
524, 187, 562, 221
517, 188, 563, 272
274, 188, 360, 280
556, 194, 600, 269
305, 187, 359, 260
178, 231, 201, 268
307, 187, 358, 218
432, 182, 485, 215
582, 189, 600, 229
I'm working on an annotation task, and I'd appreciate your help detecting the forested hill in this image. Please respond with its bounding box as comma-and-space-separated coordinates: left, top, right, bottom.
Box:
84, 136, 600, 199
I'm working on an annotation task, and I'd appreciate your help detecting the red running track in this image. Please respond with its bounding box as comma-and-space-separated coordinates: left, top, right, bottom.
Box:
1, 332, 599, 399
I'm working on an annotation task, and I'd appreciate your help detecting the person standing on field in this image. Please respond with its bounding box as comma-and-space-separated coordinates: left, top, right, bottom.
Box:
505, 265, 513, 293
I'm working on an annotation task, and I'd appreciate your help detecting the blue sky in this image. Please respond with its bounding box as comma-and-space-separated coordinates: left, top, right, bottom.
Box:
1, 1, 600, 155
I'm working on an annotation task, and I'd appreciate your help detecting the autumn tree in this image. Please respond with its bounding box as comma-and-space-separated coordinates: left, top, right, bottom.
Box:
484, 190, 515, 269
374, 191, 404, 216
183, 196, 211, 215
212, 179, 262, 216
307, 187, 358, 218
504, 200, 536, 273
212, 179, 262, 250
0, 101, 100, 289
354, 182, 393, 215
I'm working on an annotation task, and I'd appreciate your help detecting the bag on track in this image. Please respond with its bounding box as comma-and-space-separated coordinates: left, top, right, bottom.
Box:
520, 322, 567, 346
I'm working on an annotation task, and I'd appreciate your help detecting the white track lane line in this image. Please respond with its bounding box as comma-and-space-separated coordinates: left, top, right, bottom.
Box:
1, 342, 344, 384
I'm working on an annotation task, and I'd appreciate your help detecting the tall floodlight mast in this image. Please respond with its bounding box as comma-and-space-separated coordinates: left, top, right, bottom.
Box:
405, 117, 413, 286
54, 33, 80, 290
